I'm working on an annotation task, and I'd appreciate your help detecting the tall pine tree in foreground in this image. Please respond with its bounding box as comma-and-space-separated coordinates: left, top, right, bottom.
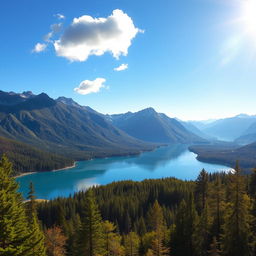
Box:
222, 162, 252, 256
0, 155, 40, 256
26, 182, 46, 256
76, 189, 105, 256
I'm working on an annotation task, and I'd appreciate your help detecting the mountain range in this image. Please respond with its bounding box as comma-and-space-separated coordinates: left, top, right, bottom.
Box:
0, 91, 155, 161
191, 114, 256, 142
235, 121, 256, 145
2, 90, 256, 174
0, 90, 209, 174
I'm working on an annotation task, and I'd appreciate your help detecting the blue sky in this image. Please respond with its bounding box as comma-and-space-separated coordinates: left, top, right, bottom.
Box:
1, 0, 256, 120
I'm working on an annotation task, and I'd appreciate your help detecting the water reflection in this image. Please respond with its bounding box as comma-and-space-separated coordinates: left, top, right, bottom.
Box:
124, 144, 188, 171
17, 145, 230, 200
78, 144, 188, 172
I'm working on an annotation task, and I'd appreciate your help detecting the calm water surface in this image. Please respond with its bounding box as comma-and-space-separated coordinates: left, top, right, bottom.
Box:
16, 145, 231, 200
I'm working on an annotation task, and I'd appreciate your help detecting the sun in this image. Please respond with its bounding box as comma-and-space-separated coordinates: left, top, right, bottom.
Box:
241, 0, 256, 41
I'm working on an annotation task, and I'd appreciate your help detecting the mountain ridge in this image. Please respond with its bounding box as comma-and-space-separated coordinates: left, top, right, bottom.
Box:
109, 108, 206, 144
0, 91, 156, 160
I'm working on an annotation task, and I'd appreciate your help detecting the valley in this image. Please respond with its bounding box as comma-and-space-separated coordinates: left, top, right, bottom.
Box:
1, 90, 256, 180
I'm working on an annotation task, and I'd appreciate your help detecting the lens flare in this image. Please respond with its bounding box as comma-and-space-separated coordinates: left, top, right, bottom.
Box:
241, 0, 256, 41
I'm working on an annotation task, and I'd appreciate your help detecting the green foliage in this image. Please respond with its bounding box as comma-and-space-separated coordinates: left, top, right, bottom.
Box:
195, 169, 209, 214
76, 189, 105, 256
193, 203, 212, 256
147, 201, 169, 256
103, 221, 124, 256
190, 143, 256, 171
249, 168, 256, 197
171, 194, 198, 256
0, 155, 46, 255
221, 162, 252, 256
25, 182, 46, 256
0, 136, 73, 175
123, 232, 140, 256
29, 164, 256, 256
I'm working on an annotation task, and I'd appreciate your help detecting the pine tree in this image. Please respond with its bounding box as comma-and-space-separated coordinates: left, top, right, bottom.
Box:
222, 162, 252, 256
76, 189, 105, 256
147, 201, 169, 256
124, 212, 132, 234
209, 175, 225, 241
171, 194, 198, 256
141, 232, 156, 256
0, 155, 33, 256
124, 232, 140, 256
251, 195, 256, 255
195, 169, 209, 214
45, 226, 67, 256
103, 221, 124, 256
26, 182, 47, 256
193, 202, 211, 256
137, 217, 146, 237
249, 168, 256, 197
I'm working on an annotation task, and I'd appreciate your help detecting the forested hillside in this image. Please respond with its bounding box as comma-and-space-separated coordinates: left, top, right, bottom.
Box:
190, 143, 256, 171
0, 136, 73, 175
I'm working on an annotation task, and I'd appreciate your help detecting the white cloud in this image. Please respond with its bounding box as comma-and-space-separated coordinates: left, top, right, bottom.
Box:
54, 9, 142, 62
55, 13, 65, 20
114, 63, 128, 71
44, 23, 63, 42
32, 43, 47, 53
74, 78, 106, 95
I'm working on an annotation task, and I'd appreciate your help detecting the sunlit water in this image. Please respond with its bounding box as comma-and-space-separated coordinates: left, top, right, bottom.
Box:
16, 145, 231, 200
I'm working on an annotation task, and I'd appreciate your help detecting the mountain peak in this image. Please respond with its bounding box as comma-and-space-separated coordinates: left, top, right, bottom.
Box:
0, 90, 35, 106
139, 107, 157, 115
235, 113, 255, 118
111, 107, 205, 144
56, 96, 82, 108
21, 91, 34, 98
36, 93, 52, 99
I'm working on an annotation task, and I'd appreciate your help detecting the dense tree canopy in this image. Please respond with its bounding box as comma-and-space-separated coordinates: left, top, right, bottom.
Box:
2, 154, 256, 256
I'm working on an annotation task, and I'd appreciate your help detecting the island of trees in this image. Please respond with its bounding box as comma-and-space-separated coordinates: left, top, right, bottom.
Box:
1, 154, 256, 256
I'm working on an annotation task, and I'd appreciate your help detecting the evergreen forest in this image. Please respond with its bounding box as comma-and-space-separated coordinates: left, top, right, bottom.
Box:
1, 154, 256, 256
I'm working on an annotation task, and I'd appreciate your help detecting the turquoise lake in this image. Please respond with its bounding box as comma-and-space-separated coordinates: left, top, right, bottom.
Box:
16, 145, 231, 200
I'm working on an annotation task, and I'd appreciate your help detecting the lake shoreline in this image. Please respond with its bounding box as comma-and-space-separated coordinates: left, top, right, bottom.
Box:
14, 146, 162, 179
51, 162, 77, 172
188, 147, 249, 173
17, 146, 232, 200
15, 162, 77, 178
